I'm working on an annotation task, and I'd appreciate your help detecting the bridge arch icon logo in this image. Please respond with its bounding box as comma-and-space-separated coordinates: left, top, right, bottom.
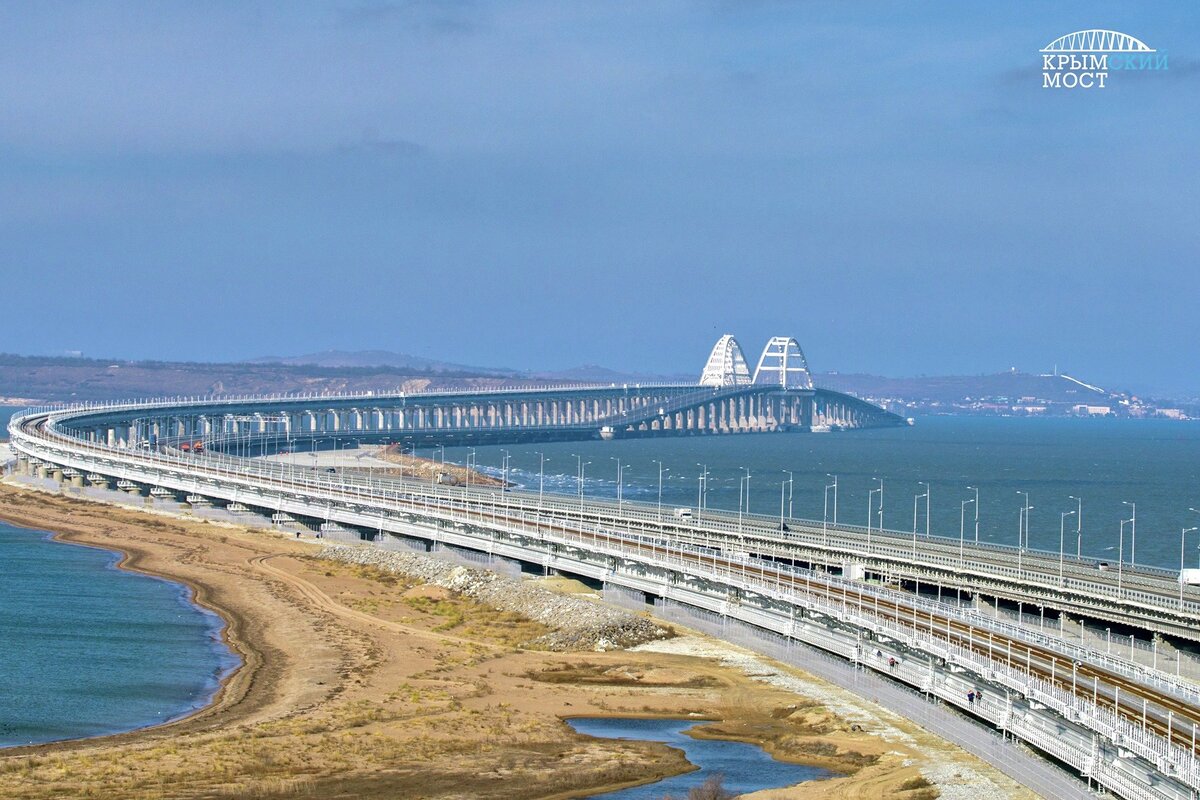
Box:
1040, 29, 1167, 89
1041, 30, 1155, 54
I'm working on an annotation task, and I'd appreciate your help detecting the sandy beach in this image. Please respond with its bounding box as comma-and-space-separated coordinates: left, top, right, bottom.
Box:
0, 482, 1037, 799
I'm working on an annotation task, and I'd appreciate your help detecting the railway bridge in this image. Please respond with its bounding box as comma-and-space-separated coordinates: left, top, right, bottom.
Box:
47, 336, 905, 452
9, 339, 1200, 800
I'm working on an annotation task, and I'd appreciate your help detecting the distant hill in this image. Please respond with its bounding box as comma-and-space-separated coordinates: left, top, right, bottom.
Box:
0, 352, 1188, 420
253, 349, 516, 376
530, 364, 693, 384
814, 370, 1109, 405
255, 351, 691, 384
0, 353, 521, 403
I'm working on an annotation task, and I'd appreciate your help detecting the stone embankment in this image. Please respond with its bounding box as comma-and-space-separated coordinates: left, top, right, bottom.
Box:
318, 543, 673, 651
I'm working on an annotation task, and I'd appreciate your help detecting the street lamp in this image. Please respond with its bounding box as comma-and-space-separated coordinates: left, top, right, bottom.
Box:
913, 481, 929, 559
780, 470, 794, 530
829, 473, 839, 525
1059, 508, 1077, 584
1069, 495, 1082, 557
1015, 492, 1032, 577
960, 489, 977, 568
823, 474, 838, 551
1016, 491, 1031, 551
577, 459, 591, 514
743, 467, 752, 516
877, 478, 884, 535
536, 451, 548, 507
431, 443, 445, 491
339, 440, 357, 485
696, 463, 708, 517
1118, 518, 1128, 596
610, 457, 628, 513
921, 481, 931, 536
868, 478, 883, 554
652, 459, 668, 520
1122, 501, 1136, 565
738, 467, 751, 534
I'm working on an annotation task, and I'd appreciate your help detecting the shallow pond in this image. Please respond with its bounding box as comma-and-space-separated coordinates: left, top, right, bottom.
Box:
567, 717, 830, 799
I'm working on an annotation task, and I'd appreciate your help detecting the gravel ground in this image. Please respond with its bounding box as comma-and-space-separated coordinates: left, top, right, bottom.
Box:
318, 543, 672, 651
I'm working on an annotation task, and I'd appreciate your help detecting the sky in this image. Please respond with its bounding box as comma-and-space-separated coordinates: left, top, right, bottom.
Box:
1, 2, 1197, 395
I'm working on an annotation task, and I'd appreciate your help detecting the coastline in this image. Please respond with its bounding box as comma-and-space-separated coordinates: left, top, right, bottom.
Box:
0, 523, 239, 749
0, 495, 269, 754
0, 482, 1038, 799
43, 526, 242, 737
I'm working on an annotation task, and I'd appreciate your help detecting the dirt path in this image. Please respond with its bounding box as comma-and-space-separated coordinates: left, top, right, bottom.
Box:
249, 552, 504, 650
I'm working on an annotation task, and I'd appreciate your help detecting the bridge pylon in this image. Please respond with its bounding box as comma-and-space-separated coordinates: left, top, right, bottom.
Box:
752, 337, 814, 390
699, 334, 752, 387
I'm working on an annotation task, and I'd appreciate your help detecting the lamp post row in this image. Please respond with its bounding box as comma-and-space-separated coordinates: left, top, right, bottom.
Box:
344, 444, 1195, 580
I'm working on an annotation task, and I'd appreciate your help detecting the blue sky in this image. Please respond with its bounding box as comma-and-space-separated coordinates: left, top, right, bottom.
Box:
1, 2, 1197, 394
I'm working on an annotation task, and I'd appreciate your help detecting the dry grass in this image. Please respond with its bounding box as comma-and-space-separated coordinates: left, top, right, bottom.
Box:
530, 661, 722, 688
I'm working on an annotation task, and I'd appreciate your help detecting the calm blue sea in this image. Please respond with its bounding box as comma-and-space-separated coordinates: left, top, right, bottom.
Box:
0, 522, 238, 748
446, 416, 1200, 571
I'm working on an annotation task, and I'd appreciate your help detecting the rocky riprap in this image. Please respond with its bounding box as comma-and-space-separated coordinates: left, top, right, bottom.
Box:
317, 543, 673, 651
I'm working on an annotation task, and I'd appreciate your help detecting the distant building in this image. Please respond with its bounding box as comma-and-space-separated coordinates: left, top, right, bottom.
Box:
1072, 404, 1112, 417
1156, 408, 1189, 420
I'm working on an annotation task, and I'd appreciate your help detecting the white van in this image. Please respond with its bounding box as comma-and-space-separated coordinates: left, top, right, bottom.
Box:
673, 507, 694, 520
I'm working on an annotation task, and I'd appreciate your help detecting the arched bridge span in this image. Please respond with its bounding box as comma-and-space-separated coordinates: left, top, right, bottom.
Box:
42, 382, 905, 453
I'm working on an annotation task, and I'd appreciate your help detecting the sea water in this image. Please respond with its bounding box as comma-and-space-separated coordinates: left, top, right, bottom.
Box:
0, 522, 238, 747
446, 416, 1200, 570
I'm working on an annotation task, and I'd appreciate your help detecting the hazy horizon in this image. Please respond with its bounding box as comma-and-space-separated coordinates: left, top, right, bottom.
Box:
2, 345, 1185, 402
2, 3, 1197, 395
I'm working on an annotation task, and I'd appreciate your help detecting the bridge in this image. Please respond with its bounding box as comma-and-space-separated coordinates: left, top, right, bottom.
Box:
44, 335, 906, 453
7, 340, 1200, 800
